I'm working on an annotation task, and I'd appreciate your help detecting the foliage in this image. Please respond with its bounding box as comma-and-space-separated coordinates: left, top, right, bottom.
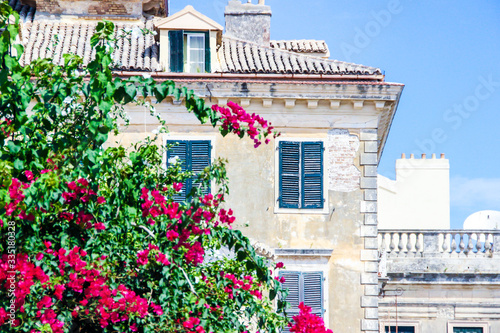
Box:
0, 2, 288, 332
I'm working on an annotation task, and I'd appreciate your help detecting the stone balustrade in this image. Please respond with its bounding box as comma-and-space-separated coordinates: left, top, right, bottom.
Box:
378, 229, 500, 257
378, 230, 500, 278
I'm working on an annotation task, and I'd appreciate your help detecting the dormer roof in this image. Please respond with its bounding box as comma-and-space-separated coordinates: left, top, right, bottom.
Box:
155, 5, 223, 31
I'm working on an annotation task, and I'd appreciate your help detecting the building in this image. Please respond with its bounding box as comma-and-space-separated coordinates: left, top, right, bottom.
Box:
377, 154, 500, 333
20, 0, 499, 332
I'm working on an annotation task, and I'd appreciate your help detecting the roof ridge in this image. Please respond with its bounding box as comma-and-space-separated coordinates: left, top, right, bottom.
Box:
221, 35, 381, 72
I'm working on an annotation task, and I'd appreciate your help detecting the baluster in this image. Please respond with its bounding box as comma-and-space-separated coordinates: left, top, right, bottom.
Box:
442, 233, 450, 253
415, 233, 422, 255
407, 233, 413, 253
459, 233, 466, 254
474, 233, 482, 253
451, 233, 457, 254
466, 233, 474, 255
380, 233, 387, 253
398, 233, 404, 256
389, 233, 396, 254
485, 233, 492, 253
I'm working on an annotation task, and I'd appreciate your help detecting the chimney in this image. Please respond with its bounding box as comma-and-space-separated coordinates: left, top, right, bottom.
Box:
224, 0, 271, 46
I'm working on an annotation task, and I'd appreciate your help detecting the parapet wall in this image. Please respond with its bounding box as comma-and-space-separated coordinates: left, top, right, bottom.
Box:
378, 153, 450, 229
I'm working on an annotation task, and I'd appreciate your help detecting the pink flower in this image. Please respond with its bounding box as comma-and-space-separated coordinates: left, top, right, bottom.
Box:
173, 182, 183, 192
276, 262, 284, 268
166, 230, 179, 241
156, 253, 171, 266
137, 250, 149, 266
25, 170, 34, 181
54, 284, 65, 300
35, 252, 44, 261
37, 296, 53, 310
97, 196, 106, 204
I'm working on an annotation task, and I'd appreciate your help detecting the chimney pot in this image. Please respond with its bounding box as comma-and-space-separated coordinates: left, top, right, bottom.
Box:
410, 154, 414, 159
422, 153, 426, 159
440, 153, 445, 159
401, 153, 406, 159
431, 153, 436, 159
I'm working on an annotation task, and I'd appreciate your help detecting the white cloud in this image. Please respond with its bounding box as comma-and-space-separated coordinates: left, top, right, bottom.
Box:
450, 176, 500, 209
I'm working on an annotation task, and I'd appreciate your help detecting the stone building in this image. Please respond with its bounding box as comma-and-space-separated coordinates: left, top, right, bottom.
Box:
12, 1, 499, 333
377, 155, 500, 333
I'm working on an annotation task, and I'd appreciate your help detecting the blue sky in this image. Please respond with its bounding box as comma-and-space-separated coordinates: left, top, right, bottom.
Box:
170, 0, 500, 229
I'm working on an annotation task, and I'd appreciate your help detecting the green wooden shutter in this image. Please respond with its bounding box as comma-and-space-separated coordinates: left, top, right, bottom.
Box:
167, 140, 188, 202
279, 142, 300, 208
301, 142, 323, 209
204, 31, 211, 73
191, 140, 211, 197
385, 326, 416, 333
303, 272, 323, 317
279, 271, 324, 333
169, 30, 184, 72
279, 271, 300, 333
453, 328, 483, 333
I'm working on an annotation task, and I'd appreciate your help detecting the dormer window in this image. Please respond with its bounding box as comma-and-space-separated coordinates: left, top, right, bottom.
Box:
155, 5, 223, 74
169, 30, 210, 73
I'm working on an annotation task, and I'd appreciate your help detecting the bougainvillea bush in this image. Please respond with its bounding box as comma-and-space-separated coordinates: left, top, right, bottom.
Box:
0, 2, 293, 332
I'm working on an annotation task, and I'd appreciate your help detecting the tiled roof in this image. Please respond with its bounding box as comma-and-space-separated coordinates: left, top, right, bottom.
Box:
218, 37, 381, 75
9, 0, 36, 23
10, 1, 160, 71
18, 20, 160, 71
270, 39, 329, 54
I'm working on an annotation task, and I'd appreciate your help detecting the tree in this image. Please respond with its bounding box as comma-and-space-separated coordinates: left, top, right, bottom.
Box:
0, 2, 288, 332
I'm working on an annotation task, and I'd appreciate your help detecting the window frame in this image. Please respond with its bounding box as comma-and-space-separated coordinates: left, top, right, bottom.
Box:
447, 321, 489, 333
169, 30, 211, 73
379, 320, 420, 333
277, 264, 329, 329
274, 137, 328, 214
185, 33, 205, 73
163, 135, 216, 201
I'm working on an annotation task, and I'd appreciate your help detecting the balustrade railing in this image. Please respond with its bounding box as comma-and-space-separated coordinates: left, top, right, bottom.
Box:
378, 230, 500, 258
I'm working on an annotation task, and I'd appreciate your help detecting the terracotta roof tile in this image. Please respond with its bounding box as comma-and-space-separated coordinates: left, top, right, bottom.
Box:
270, 39, 329, 54
17, 20, 160, 71
218, 37, 381, 75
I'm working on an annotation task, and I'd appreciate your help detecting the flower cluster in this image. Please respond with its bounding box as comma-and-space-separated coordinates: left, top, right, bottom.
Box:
212, 101, 279, 148
289, 303, 333, 333
223, 273, 263, 300
0, 254, 49, 326
59, 178, 106, 230
136, 243, 171, 266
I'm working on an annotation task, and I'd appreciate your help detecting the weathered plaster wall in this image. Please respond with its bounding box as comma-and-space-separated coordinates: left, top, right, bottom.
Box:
224, 0, 271, 45
379, 283, 500, 332
110, 79, 403, 333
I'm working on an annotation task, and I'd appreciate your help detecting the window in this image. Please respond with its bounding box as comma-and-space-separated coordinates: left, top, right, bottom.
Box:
448, 321, 488, 333
279, 271, 324, 332
453, 329, 483, 333
384, 326, 415, 333
169, 30, 210, 73
278, 140, 324, 210
166, 140, 211, 202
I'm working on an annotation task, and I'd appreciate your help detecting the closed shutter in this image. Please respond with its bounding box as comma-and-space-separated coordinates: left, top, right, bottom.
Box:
301, 142, 323, 209
303, 272, 323, 316
191, 140, 211, 196
169, 30, 184, 72
385, 326, 416, 333
453, 328, 483, 333
279, 271, 324, 333
167, 140, 188, 202
279, 141, 300, 208
204, 31, 211, 73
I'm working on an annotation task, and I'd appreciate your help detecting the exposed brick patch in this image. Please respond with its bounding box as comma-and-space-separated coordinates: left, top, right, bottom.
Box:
327, 129, 360, 192
89, 3, 128, 15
